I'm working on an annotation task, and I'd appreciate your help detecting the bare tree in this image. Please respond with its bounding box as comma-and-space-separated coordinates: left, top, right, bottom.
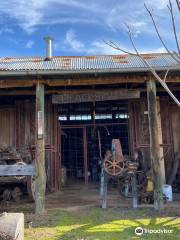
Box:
106, 0, 180, 211
106, 0, 180, 107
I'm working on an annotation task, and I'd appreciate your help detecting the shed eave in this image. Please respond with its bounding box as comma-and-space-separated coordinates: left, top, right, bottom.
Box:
0, 66, 179, 77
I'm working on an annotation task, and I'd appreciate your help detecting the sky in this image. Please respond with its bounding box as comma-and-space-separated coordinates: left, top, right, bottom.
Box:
0, 0, 179, 57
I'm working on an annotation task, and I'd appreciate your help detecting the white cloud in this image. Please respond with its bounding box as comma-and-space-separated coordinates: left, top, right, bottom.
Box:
139, 47, 167, 54
0, 27, 14, 35
0, 0, 178, 41
64, 29, 85, 52
87, 42, 167, 55
61, 28, 168, 55
25, 40, 34, 49
0, 0, 44, 33
86, 41, 121, 55
0, 0, 101, 33
62, 29, 118, 54
146, 0, 169, 10
0, 0, 178, 56
105, 0, 180, 41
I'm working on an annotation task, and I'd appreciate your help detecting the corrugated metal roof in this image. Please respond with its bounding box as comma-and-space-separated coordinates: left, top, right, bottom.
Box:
0, 54, 179, 72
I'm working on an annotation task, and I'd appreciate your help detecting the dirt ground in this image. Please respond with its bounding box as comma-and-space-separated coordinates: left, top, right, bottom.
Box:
0, 181, 180, 215
0, 182, 180, 240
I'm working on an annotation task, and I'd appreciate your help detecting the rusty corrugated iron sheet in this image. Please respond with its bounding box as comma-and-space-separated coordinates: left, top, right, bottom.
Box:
0, 53, 179, 71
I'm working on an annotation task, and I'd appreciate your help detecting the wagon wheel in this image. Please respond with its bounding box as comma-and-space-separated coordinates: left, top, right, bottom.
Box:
27, 176, 35, 201
14, 161, 26, 180
12, 187, 22, 202
103, 151, 124, 176
2, 189, 12, 201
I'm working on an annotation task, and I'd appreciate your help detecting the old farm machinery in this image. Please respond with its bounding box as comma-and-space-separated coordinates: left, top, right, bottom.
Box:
101, 139, 149, 208
0, 145, 35, 202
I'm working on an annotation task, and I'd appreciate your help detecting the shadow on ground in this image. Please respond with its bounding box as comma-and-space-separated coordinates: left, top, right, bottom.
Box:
23, 207, 180, 240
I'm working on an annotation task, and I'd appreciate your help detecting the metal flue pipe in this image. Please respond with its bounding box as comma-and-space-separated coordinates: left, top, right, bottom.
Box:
44, 36, 53, 60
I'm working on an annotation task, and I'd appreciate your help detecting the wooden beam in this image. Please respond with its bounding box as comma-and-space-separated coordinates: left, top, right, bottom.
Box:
35, 83, 46, 214
156, 97, 166, 183
0, 164, 35, 176
52, 90, 140, 104
0, 75, 179, 88
47, 76, 180, 86
83, 127, 88, 185
1, 86, 180, 96
147, 79, 164, 210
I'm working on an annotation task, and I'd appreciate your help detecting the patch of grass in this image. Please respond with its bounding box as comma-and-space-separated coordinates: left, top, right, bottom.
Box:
24, 207, 180, 240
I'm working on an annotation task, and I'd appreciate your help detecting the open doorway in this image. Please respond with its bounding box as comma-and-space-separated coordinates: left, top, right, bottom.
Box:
61, 127, 85, 182
59, 100, 130, 186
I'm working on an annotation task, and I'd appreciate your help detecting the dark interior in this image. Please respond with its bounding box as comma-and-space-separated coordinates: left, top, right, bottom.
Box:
59, 100, 130, 183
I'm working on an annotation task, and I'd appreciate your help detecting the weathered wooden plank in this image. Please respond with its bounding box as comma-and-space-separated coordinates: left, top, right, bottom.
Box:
0, 108, 15, 146
35, 82, 46, 214
156, 97, 166, 183
83, 127, 88, 185
52, 90, 140, 104
147, 79, 164, 210
0, 75, 179, 88
0, 164, 35, 176
171, 105, 180, 153
1, 86, 180, 96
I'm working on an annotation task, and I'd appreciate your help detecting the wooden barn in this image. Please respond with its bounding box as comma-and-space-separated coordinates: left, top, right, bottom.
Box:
0, 41, 179, 212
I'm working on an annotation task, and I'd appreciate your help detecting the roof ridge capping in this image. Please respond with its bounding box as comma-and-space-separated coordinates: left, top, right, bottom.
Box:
0, 52, 177, 62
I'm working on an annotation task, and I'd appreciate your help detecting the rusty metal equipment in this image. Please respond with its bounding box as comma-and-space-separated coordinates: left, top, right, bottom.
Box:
103, 139, 140, 177
101, 140, 151, 208
101, 139, 140, 208
103, 139, 125, 176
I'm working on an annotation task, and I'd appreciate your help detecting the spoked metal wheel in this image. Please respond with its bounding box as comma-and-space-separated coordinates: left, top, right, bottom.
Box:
103, 151, 125, 176
27, 176, 35, 201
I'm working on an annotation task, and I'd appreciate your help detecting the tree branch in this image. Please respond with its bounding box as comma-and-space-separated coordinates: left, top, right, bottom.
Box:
126, 25, 180, 107
163, 69, 170, 82
104, 40, 136, 55
144, 3, 180, 63
168, 0, 180, 54
176, 0, 180, 11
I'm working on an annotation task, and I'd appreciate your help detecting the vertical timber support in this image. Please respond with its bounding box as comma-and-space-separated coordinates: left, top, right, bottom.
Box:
35, 83, 46, 214
83, 127, 88, 185
147, 79, 164, 210
157, 97, 166, 184
102, 173, 108, 209
131, 174, 138, 208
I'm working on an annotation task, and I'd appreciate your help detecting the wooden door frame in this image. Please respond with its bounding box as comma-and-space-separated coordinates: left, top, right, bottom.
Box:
59, 125, 88, 185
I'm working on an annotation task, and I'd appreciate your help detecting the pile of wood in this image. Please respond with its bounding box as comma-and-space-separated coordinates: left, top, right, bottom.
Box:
0, 144, 32, 165
0, 145, 22, 164
0, 145, 33, 202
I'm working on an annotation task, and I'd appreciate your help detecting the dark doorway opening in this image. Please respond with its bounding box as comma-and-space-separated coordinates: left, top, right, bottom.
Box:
61, 128, 84, 181
59, 100, 130, 186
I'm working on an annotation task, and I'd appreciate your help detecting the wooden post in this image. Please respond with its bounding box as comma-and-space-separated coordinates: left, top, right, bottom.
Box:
131, 174, 138, 208
156, 97, 166, 184
102, 172, 108, 209
83, 127, 88, 185
147, 79, 164, 210
35, 83, 46, 214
